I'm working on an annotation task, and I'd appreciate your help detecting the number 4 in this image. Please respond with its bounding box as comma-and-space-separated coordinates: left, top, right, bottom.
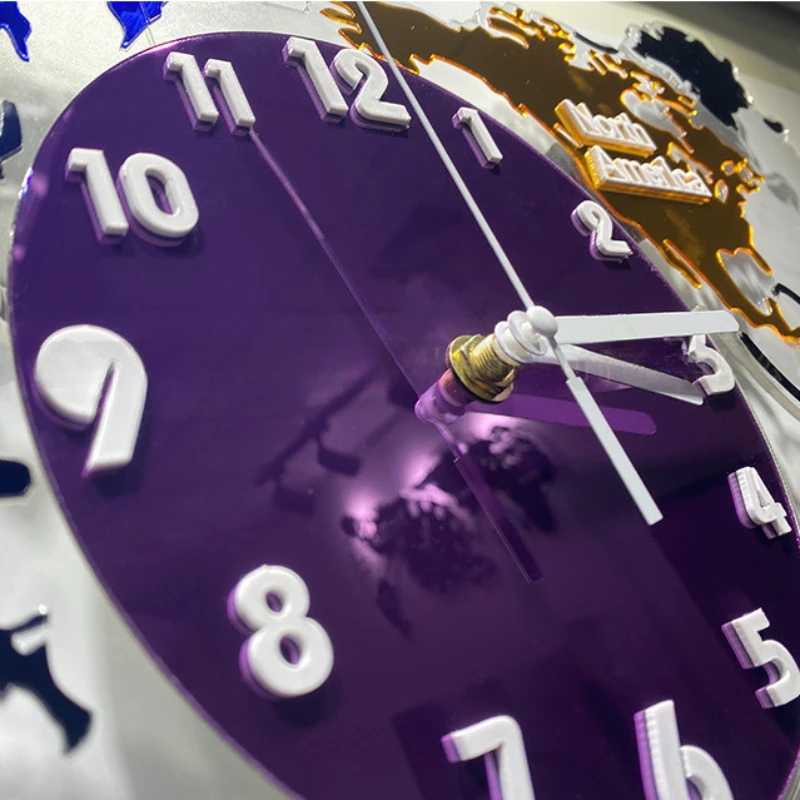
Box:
728, 466, 791, 538
442, 716, 535, 800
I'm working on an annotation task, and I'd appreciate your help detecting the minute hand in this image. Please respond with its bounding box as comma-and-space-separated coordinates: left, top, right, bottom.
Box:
554, 310, 739, 346
355, 2, 662, 526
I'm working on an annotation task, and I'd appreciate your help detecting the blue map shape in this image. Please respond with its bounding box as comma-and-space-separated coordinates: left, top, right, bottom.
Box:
0, 2, 31, 61
108, 1, 164, 48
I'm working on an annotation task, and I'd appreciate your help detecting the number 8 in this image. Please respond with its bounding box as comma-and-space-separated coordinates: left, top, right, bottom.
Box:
232, 565, 334, 698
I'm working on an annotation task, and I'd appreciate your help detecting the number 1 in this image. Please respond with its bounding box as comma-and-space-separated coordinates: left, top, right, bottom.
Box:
166, 51, 256, 130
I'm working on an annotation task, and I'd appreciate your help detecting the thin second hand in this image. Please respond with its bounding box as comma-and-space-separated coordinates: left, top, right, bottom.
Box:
357, 2, 661, 526
354, 2, 534, 311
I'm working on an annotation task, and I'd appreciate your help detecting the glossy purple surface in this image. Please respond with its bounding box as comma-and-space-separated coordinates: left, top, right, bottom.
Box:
9, 32, 800, 800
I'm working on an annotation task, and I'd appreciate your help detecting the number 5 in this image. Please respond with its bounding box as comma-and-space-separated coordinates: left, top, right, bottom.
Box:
723, 608, 800, 708
442, 715, 535, 800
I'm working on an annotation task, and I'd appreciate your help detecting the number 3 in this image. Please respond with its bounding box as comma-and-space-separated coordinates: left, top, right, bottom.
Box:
686, 333, 735, 396
232, 565, 334, 698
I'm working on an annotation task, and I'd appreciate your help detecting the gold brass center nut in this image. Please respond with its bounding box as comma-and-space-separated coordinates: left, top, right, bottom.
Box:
447, 334, 518, 403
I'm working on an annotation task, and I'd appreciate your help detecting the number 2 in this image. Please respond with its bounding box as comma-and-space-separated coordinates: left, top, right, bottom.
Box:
571, 200, 632, 261
285, 38, 410, 130
332, 49, 412, 130
283, 37, 348, 121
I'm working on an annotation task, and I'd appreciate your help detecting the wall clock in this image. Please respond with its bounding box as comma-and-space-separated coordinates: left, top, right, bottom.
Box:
2, 3, 800, 800
316, 2, 800, 424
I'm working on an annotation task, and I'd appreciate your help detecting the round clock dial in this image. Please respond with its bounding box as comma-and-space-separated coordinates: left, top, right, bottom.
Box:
8, 30, 800, 800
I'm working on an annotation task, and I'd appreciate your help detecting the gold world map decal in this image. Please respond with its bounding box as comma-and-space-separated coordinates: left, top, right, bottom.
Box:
323, 2, 799, 341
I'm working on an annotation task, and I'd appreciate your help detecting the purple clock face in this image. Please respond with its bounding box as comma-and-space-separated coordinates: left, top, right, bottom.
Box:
8, 31, 800, 800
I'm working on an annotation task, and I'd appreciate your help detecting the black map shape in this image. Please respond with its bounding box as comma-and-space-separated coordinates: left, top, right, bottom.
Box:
0, 100, 22, 180
634, 27, 748, 128
0, 458, 30, 496
765, 118, 785, 133
0, 613, 92, 752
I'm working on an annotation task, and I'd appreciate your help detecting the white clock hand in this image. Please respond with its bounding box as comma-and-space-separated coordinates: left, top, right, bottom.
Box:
554, 309, 739, 346
529, 309, 663, 525
357, 2, 662, 526
539, 344, 704, 405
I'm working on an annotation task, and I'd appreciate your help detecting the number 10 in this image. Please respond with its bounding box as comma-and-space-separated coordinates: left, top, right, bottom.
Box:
67, 148, 198, 242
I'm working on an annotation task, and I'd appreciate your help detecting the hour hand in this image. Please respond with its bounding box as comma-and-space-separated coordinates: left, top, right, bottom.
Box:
533, 343, 704, 405
414, 308, 663, 525
554, 310, 739, 346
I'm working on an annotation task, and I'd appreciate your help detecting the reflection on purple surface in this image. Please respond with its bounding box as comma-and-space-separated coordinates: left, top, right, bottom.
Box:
477, 393, 656, 435
341, 424, 556, 628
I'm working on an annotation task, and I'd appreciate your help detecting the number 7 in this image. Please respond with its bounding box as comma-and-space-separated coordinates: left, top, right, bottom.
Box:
442, 715, 536, 800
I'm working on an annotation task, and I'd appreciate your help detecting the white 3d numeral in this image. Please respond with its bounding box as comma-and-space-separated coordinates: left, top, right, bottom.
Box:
686, 334, 735, 395
284, 37, 348, 121
571, 200, 632, 261
723, 608, 800, 708
203, 59, 256, 129
636, 700, 733, 800
35, 325, 147, 475
166, 52, 255, 130
453, 107, 503, 167
332, 49, 412, 130
69, 148, 198, 242
164, 52, 220, 126
119, 152, 199, 239
66, 148, 129, 238
442, 716, 535, 800
728, 466, 791, 538
232, 565, 334, 698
